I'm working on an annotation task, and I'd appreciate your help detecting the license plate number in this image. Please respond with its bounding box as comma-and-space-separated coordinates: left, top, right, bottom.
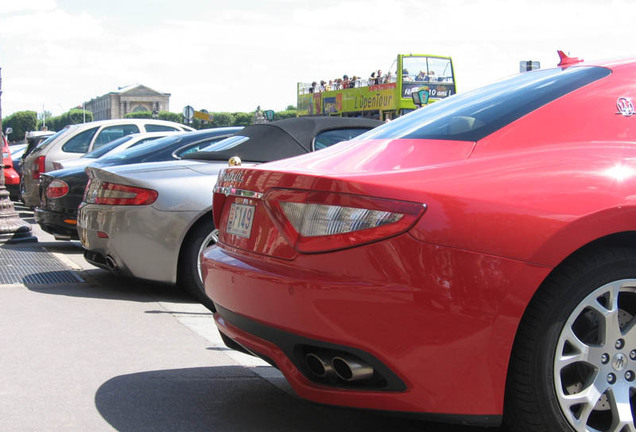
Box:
226, 203, 255, 238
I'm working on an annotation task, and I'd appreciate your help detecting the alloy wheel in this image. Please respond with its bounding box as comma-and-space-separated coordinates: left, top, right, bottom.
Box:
554, 279, 635, 432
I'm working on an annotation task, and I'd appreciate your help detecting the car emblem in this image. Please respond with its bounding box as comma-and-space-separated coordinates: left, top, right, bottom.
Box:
612, 353, 627, 371
617, 97, 634, 117
222, 170, 244, 183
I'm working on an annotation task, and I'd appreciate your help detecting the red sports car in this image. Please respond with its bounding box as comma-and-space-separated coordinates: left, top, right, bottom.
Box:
202, 57, 636, 432
2, 133, 20, 200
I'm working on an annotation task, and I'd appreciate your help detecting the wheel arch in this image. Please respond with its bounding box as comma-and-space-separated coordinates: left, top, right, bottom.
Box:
503, 230, 636, 422
176, 208, 214, 280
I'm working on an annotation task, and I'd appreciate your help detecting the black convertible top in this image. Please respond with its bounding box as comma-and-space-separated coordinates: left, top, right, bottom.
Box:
182, 116, 382, 162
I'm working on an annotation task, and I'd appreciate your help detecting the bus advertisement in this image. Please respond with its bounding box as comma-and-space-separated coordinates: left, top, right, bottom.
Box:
297, 54, 456, 121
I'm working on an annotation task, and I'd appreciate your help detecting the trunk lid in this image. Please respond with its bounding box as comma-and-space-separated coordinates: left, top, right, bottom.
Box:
214, 138, 474, 259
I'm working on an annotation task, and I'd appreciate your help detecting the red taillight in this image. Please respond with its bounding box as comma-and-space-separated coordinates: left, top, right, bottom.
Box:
263, 189, 426, 253
33, 156, 46, 179
45, 179, 70, 199
85, 181, 158, 206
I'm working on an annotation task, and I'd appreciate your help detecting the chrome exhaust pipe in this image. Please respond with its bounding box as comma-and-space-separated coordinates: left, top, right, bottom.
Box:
105, 256, 120, 275
332, 355, 374, 382
305, 352, 335, 378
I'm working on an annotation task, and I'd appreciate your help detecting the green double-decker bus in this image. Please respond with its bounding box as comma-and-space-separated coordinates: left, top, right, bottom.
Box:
297, 54, 456, 121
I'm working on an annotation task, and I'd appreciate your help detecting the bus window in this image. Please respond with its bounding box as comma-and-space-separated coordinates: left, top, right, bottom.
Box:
427, 57, 454, 83
403, 56, 453, 84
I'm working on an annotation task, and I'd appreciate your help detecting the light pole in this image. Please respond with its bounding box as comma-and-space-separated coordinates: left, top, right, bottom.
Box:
0, 67, 36, 243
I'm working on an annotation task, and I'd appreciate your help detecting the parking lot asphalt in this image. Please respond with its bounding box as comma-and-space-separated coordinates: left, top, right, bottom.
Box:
0, 201, 504, 432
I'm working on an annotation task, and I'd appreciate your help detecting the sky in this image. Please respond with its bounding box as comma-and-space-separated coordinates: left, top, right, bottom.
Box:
1, 0, 635, 118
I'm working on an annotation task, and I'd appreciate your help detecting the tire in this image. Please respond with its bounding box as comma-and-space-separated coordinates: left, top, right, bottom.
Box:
178, 219, 218, 312
505, 247, 636, 432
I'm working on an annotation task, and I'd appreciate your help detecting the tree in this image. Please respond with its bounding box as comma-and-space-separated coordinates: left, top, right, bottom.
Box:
47, 109, 93, 131
233, 112, 253, 127
3, 111, 37, 142
157, 111, 183, 123
125, 110, 188, 126
211, 112, 234, 127
273, 109, 297, 120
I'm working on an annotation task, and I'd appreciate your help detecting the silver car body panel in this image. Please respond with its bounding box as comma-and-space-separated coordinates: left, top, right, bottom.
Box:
77, 159, 234, 284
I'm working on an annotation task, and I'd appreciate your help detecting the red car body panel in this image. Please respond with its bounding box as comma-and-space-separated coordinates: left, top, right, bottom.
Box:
2, 136, 19, 186
202, 59, 636, 423
205, 238, 550, 415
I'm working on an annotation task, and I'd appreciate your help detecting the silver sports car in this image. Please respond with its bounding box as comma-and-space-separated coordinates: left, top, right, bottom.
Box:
77, 117, 383, 309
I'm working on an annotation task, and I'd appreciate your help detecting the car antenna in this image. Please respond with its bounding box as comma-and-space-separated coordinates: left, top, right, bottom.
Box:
557, 50, 583, 68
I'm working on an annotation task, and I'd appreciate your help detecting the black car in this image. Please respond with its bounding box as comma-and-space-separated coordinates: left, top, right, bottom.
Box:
35, 127, 242, 240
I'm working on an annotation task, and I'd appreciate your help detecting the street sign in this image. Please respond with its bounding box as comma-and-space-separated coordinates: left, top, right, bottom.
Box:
193, 110, 213, 122
263, 110, 275, 121
182, 105, 195, 122
520, 60, 540, 72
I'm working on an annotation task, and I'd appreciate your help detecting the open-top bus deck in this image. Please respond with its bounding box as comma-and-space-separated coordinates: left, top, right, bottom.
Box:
297, 54, 456, 121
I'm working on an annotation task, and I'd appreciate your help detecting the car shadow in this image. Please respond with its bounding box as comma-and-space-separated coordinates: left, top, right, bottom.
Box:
95, 366, 501, 432
24, 269, 193, 304
1, 234, 195, 304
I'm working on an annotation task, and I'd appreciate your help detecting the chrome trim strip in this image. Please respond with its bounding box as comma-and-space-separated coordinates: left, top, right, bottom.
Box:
214, 186, 263, 199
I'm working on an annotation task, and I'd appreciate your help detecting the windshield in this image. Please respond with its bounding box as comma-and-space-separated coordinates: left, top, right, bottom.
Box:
403, 56, 454, 84
34, 128, 69, 150
82, 135, 134, 159
97, 134, 185, 164
198, 135, 249, 152
363, 66, 610, 142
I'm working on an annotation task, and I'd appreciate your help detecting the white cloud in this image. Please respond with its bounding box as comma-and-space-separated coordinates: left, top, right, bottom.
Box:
1, 0, 636, 118
0, 0, 57, 14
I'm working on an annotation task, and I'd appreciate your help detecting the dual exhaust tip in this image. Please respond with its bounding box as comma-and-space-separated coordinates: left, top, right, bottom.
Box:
305, 352, 374, 382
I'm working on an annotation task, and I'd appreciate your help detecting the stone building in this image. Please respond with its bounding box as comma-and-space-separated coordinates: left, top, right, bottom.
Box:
83, 84, 171, 121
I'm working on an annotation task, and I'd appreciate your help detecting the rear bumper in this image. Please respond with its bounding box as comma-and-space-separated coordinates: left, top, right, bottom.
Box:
21, 178, 40, 208
35, 208, 79, 240
202, 236, 552, 419
4, 167, 19, 185
77, 203, 196, 284
214, 304, 502, 427
4, 168, 20, 200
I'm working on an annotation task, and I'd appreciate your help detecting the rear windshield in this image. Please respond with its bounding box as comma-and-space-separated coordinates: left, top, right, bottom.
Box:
313, 128, 372, 150
144, 124, 180, 132
97, 134, 185, 165
199, 135, 249, 152
362, 66, 611, 142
